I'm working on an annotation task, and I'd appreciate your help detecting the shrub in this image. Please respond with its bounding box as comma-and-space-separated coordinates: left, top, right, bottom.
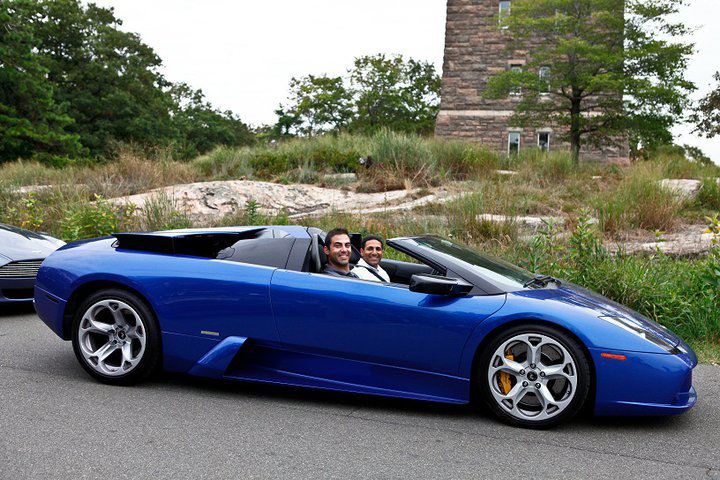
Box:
596, 167, 683, 234
514, 150, 577, 183
431, 140, 501, 179
139, 192, 192, 231
358, 129, 439, 191
59, 196, 136, 241
697, 178, 720, 211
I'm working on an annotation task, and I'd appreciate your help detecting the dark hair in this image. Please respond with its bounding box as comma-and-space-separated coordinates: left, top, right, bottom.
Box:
361, 235, 384, 249
325, 228, 350, 247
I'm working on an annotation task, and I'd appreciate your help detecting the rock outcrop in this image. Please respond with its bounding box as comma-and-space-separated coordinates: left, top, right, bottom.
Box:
110, 180, 462, 221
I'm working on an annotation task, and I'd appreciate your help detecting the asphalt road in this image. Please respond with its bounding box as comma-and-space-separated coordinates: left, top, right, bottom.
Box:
1, 305, 719, 480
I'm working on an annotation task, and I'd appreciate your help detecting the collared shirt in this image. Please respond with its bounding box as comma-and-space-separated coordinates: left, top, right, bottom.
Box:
351, 258, 390, 283
322, 265, 359, 278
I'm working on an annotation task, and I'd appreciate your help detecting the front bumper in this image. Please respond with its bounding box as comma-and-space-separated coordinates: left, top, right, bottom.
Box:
0, 277, 35, 303
591, 347, 698, 416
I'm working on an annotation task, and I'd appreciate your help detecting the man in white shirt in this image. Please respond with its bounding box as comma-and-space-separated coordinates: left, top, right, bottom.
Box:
352, 235, 391, 283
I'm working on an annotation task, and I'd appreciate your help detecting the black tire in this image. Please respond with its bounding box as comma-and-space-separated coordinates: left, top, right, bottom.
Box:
476, 323, 591, 429
71, 289, 161, 385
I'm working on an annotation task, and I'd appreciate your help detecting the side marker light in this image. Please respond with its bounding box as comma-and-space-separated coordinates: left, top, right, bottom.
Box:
601, 352, 627, 361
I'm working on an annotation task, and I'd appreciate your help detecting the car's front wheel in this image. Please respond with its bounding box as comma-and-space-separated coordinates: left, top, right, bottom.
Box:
71, 289, 161, 385
478, 324, 591, 428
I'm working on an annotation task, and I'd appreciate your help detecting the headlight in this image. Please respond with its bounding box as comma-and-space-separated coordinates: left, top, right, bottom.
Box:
599, 315, 678, 352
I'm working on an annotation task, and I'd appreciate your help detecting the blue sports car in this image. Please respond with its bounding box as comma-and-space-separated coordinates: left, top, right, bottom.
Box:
34, 226, 697, 428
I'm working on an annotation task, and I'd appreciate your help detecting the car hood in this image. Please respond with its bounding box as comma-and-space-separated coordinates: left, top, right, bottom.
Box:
516, 282, 683, 348
0, 224, 65, 263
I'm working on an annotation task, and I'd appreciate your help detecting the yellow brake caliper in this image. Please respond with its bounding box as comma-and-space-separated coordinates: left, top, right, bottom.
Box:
498, 353, 514, 394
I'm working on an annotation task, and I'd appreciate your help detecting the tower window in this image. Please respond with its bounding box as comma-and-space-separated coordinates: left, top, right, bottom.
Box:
539, 67, 550, 94
509, 64, 523, 96
499, 1, 511, 26
508, 132, 521, 155
538, 132, 550, 151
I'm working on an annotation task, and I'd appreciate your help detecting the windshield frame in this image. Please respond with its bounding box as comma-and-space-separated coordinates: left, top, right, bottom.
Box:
387, 235, 534, 295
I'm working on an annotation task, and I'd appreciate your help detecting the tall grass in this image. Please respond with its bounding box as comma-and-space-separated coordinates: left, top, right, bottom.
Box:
138, 192, 192, 231
697, 178, 720, 211
595, 163, 684, 234
193, 134, 366, 181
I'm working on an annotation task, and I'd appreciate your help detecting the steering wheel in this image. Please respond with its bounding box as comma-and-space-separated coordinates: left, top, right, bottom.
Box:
310, 234, 322, 273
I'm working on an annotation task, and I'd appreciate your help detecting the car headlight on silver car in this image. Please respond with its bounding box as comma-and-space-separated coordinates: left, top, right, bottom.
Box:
599, 315, 678, 353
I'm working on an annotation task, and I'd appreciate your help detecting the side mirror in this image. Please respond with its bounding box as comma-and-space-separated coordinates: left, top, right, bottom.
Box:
409, 274, 473, 296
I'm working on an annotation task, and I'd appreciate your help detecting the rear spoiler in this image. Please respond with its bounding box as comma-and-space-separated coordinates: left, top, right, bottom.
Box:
113, 229, 265, 258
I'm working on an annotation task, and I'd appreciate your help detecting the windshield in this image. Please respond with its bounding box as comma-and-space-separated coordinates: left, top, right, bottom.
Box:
410, 236, 536, 290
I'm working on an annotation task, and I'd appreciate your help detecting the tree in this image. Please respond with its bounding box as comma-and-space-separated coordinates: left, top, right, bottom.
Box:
269, 107, 302, 139
281, 75, 352, 136
1, 0, 254, 162
168, 83, 255, 159
273, 54, 441, 137
20, 0, 176, 157
694, 72, 720, 138
0, 1, 83, 164
349, 54, 441, 135
484, 0, 695, 164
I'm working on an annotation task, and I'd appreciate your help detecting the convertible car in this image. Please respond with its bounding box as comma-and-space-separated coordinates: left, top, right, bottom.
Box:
1, 223, 65, 303
34, 226, 697, 428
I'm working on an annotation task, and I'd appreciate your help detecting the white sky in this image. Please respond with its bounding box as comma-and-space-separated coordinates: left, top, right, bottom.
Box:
92, 0, 720, 162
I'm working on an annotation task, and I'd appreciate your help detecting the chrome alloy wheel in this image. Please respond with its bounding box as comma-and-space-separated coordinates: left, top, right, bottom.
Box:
487, 333, 578, 422
78, 299, 147, 376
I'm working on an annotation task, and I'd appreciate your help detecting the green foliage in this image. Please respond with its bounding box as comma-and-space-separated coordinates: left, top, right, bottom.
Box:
519, 211, 719, 344
524, 218, 564, 274
59, 195, 135, 241
275, 54, 441, 137
281, 75, 353, 136
693, 72, 720, 138
193, 133, 365, 181
485, 0, 695, 163
16, 0, 175, 158
244, 199, 260, 225
701, 215, 720, 295
1, 0, 254, 163
697, 178, 720, 211
350, 54, 441, 135
139, 192, 192, 231
0, 2, 84, 164
168, 83, 255, 160
218, 198, 289, 227
3, 193, 45, 231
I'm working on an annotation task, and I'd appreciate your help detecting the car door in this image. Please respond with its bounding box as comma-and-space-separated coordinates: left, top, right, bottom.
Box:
270, 269, 506, 376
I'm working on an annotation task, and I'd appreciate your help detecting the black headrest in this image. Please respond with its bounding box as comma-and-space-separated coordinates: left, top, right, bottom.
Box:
317, 236, 329, 268
350, 247, 360, 264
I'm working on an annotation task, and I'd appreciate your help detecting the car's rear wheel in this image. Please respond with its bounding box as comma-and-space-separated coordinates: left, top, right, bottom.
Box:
71, 289, 161, 385
477, 324, 591, 428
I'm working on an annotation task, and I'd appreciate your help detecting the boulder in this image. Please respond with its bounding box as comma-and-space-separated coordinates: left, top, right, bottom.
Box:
659, 179, 702, 200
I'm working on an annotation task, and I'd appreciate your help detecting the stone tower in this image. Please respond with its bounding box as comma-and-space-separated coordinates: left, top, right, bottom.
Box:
435, 0, 629, 162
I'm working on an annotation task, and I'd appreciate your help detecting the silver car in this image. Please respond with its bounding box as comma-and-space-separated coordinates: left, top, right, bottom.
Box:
0, 223, 65, 304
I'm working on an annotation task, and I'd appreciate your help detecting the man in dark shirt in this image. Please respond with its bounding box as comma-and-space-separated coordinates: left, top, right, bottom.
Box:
322, 228, 359, 278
